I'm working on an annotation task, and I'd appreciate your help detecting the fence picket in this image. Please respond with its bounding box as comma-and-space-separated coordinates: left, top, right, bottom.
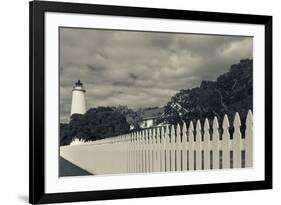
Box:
145, 129, 149, 172
131, 133, 134, 173
195, 120, 202, 170
134, 132, 138, 173
212, 116, 220, 169
139, 131, 143, 173
149, 128, 153, 172
152, 128, 156, 172
139, 131, 142, 172
245, 110, 253, 167
165, 126, 170, 172
176, 123, 182, 171
156, 127, 161, 172
160, 126, 165, 172
188, 121, 195, 171
126, 134, 129, 172
222, 114, 230, 169
182, 122, 188, 171
142, 130, 145, 173
203, 118, 210, 170
170, 125, 176, 172
233, 112, 242, 168
135, 132, 138, 173
129, 133, 132, 173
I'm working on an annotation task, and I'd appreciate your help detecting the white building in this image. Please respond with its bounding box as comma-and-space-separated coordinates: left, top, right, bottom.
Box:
139, 107, 164, 129
70, 80, 87, 117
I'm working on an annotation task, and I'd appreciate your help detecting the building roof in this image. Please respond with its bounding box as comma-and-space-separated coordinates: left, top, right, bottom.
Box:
139, 107, 165, 120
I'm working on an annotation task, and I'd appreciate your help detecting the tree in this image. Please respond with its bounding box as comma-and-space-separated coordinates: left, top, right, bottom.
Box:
60, 107, 130, 145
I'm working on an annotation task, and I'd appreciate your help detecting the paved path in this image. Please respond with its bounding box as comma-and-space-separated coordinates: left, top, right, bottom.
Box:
59, 157, 93, 177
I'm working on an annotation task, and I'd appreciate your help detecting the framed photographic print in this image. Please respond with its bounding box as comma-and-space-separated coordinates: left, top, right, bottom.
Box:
29, 0, 272, 204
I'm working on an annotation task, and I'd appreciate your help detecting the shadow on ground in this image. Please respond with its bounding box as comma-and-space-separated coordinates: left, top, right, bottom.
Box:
59, 157, 93, 177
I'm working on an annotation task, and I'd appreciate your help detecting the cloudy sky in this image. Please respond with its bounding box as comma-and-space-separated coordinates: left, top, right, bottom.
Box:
60, 27, 253, 123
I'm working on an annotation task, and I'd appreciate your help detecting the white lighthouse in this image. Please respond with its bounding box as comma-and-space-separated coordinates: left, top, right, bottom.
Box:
70, 80, 87, 117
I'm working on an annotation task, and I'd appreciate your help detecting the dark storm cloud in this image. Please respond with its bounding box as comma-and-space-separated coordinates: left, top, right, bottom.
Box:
59, 28, 253, 122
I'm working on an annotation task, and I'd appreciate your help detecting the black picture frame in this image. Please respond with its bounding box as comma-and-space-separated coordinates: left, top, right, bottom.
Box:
29, 1, 272, 204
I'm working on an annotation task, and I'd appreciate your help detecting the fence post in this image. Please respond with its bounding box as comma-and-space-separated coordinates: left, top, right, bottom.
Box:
138, 131, 142, 173
133, 132, 137, 173
195, 120, 202, 170
120, 136, 123, 173
131, 133, 134, 173
119, 135, 123, 173
129, 133, 132, 173
222, 114, 230, 169
116, 137, 119, 173
160, 126, 165, 172
151, 128, 155, 172
119, 136, 122, 173
156, 127, 161, 172
212, 116, 220, 169
165, 126, 170, 172
135, 132, 138, 173
130, 133, 133, 173
138, 131, 142, 172
141, 130, 145, 173
126, 134, 129, 173
233, 112, 242, 168
118, 136, 122, 174
144, 129, 148, 173
129, 134, 132, 173
245, 110, 253, 167
182, 122, 188, 171
188, 121, 194, 171
203, 118, 210, 170
170, 125, 176, 172
149, 128, 153, 172
176, 124, 182, 171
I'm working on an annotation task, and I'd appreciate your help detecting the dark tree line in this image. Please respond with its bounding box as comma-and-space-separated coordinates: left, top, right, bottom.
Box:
157, 59, 253, 135
60, 107, 130, 145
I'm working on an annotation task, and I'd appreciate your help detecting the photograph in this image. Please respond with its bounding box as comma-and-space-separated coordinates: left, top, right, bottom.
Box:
59, 27, 253, 176
29, 1, 272, 203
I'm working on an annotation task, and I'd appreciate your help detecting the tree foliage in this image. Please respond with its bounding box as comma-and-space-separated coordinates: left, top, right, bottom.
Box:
157, 59, 253, 131
60, 107, 130, 145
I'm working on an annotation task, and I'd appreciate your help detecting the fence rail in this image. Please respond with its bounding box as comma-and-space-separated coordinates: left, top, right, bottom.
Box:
60, 110, 253, 175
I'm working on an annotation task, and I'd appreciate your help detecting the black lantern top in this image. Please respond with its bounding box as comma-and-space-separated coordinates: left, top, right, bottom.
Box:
75, 80, 83, 87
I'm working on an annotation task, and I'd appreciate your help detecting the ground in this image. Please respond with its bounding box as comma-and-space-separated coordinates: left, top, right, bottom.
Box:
59, 157, 93, 177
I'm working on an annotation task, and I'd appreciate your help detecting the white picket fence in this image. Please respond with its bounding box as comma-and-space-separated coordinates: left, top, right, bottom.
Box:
60, 110, 253, 175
